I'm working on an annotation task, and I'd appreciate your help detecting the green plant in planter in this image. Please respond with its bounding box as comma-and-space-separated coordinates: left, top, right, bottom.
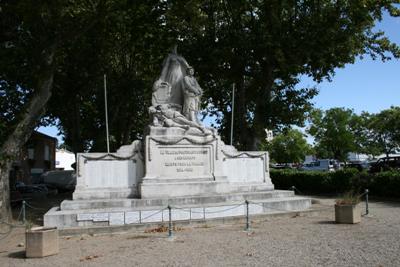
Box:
335, 191, 361, 206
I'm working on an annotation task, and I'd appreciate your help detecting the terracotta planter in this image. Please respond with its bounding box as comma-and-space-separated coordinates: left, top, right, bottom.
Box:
335, 203, 361, 224
26, 227, 59, 258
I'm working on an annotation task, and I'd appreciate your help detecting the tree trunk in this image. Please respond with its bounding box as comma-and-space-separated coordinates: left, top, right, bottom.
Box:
235, 75, 247, 150
0, 45, 56, 222
249, 66, 274, 151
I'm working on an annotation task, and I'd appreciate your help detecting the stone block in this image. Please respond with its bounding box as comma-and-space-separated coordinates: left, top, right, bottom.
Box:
190, 207, 205, 220
162, 208, 191, 221
125, 211, 140, 224
141, 210, 163, 223
73, 152, 144, 200
26, 227, 59, 258
109, 212, 125, 225
204, 205, 244, 219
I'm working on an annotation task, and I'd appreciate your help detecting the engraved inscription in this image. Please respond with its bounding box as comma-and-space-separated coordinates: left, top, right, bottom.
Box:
157, 147, 211, 177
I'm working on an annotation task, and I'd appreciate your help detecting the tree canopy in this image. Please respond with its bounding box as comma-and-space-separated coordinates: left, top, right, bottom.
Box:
363, 107, 400, 157
308, 108, 359, 161
4, 0, 399, 152
169, 0, 400, 150
268, 128, 312, 164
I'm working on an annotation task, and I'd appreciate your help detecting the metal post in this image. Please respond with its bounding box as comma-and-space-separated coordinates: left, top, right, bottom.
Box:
245, 200, 250, 231
365, 189, 369, 215
168, 205, 172, 237
230, 83, 235, 146
22, 200, 26, 224
104, 74, 110, 154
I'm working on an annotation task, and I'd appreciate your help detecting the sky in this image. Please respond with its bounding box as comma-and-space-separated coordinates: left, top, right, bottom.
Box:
300, 11, 400, 115
38, 11, 400, 142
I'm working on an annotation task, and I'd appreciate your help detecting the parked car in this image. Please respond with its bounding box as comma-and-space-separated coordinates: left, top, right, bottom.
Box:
344, 161, 370, 171
270, 163, 296, 170
42, 170, 76, 191
300, 159, 340, 172
369, 156, 400, 173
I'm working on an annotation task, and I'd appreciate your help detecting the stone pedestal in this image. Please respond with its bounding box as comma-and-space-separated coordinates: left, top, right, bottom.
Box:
140, 127, 228, 198
139, 127, 273, 198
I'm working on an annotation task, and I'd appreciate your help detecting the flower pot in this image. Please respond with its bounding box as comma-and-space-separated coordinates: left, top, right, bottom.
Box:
335, 203, 361, 224
26, 226, 59, 258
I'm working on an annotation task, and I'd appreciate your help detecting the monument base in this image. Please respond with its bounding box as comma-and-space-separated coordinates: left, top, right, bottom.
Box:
44, 190, 311, 229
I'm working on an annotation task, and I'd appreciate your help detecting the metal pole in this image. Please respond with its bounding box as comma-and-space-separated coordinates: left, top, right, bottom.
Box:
365, 189, 369, 215
22, 200, 26, 224
168, 205, 172, 237
104, 74, 110, 154
230, 84, 235, 146
245, 200, 249, 231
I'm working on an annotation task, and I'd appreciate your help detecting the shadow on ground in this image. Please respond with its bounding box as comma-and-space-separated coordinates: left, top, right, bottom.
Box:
8, 250, 25, 259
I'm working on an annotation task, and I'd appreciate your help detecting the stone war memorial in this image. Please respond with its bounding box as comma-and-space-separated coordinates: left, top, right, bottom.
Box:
44, 50, 311, 228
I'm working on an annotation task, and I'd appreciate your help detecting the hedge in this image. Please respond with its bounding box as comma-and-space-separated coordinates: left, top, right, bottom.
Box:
270, 169, 400, 198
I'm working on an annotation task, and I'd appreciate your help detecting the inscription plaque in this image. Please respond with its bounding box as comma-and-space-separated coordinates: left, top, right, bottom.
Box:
156, 146, 212, 178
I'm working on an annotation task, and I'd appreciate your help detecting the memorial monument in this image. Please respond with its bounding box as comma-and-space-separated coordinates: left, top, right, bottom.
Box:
44, 50, 311, 228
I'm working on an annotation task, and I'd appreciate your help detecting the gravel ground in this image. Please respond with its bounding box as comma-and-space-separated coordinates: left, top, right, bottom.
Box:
1, 198, 400, 267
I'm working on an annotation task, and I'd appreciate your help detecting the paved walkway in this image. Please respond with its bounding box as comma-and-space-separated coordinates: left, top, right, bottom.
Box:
1, 198, 399, 267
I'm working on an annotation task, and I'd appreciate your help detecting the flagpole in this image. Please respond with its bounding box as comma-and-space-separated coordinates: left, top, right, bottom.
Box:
104, 74, 110, 153
230, 83, 235, 146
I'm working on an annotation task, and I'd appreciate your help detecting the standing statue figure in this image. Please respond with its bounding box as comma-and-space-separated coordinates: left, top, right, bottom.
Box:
182, 67, 203, 125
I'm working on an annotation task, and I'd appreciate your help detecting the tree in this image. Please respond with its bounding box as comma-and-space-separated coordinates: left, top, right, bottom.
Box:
366, 107, 400, 157
46, 1, 179, 153
308, 108, 359, 161
166, 1, 400, 150
0, 0, 107, 221
269, 129, 312, 164
351, 112, 383, 157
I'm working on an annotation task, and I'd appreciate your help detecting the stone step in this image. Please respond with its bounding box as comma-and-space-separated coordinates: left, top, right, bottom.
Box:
61, 190, 295, 211
44, 195, 311, 229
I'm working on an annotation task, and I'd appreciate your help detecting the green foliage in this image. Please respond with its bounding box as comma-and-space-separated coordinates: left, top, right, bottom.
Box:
308, 108, 360, 161
171, 0, 400, 150
308, 107, 400, 160
46, 0, 173, 152
0, 0, 109, 147
271, 169, 400, 198
366, 107, 400, 156
336, 191, 361, 205
1, 1, 400, 153
366, 171, 400, 197
268, 128, 311, 163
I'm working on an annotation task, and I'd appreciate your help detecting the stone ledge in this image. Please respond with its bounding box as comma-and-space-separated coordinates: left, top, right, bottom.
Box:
57, 206, 324, 237
62, 190, 295, 210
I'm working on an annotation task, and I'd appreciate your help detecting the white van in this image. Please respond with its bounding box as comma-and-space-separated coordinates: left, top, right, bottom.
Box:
301, 159, 339, 172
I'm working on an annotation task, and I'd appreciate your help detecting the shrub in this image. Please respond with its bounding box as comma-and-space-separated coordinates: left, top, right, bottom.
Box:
270, 169, 400, 198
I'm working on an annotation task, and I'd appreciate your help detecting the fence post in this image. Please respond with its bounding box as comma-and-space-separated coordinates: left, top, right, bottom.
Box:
245, 200, 250, 231
22, 200, 26, 224
167, 205, 172, 237
291, 186, 295, 194
365, 189, 369, 215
